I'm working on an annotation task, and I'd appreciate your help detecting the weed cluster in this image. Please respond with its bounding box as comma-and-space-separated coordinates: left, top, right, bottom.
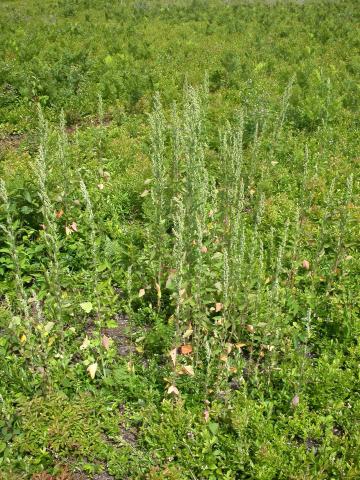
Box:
0, 1, 359, 479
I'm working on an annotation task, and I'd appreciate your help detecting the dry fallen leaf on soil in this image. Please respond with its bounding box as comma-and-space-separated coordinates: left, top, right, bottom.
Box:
246, 324, 255, 333
70, 221, 78, 232
291, 394, 300, 407
55, 209, 64, 219
138, 288, 145, 298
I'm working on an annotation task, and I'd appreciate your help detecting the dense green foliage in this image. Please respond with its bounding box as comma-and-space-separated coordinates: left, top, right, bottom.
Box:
0, 1, 359, 479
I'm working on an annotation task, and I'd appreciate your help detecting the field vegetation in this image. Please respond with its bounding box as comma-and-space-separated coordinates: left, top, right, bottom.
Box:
0, 0, 359, 479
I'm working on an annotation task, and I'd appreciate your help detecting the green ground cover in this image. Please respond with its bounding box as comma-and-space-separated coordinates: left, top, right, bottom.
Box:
0, 1, 359, 479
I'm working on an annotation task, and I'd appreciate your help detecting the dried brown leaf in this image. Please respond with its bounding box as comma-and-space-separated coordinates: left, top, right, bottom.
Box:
180, 344, 193, 355
167, 385, 179, 395
102, 334, 111, 350
215, 302, 223, 313
182, 365, 194, 376
170, 347, 177, 366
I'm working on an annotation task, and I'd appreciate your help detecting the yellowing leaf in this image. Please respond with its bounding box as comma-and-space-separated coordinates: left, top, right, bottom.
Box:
65, 225, 72, 235
98, 183, 104, 190
155, 282, 161, 299
138, 288, 145, 298
44, 321, 55, 334
165, 269, 176, 288
80, 336, 90, 350
183, 326, 193, 339
20, 334, 27, 344
182, 365, 194, 376
80, 302, 93, 313
170, 347, 177, 366
87, 362, 98, 379
167, 385, 179, 395
140, 189, 149, 197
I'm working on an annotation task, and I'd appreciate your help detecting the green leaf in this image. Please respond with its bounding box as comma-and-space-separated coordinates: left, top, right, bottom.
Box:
106, 319, 118, 328
80, 302, 93, 313
208, 422, 219, 435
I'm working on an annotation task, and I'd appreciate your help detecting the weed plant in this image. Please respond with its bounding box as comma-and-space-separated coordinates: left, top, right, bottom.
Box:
0, 1, 359, 479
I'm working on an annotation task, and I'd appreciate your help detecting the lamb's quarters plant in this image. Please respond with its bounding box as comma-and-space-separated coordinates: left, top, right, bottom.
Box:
0, 0, 359, 478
